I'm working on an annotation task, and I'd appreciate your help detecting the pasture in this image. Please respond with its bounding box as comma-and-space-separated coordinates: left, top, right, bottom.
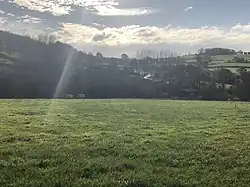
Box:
184, 53, 250, 72
0, 99, 250, 187
212, 54, 250, 62
208, 63, 250, 73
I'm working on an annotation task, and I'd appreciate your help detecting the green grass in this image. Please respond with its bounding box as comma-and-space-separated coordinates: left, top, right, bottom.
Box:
209, 67, 250, 74
208, 63, 250, 73
212, 54, 250, 62
1, 99, 250, 187
184, 54, 250, 69
209, 63, 250, 68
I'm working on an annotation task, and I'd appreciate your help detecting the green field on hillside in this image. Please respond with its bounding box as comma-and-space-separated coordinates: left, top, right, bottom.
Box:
184, 54, 250, 72
184, 54, 250, 64
1, 100, 250, 187
208, 67, 250, 74
208, 62, 250, 73
212, 54, 250, 62
208, 63, 250, 73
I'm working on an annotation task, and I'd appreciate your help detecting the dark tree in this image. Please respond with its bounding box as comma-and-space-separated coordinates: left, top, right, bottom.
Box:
96, 52, 103, 58
0, 30, 250, 101
121, 53, 129, 59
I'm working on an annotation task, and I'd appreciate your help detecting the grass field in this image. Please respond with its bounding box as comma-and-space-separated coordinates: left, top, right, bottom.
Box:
208, 63, 250, 68
212, 54, 250, 62
208, 63, 250, 73
1, 100, 250, 187
184, 54, 250, 73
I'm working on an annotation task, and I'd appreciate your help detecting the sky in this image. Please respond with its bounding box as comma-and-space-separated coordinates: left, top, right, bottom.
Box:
1, 0, 250, 57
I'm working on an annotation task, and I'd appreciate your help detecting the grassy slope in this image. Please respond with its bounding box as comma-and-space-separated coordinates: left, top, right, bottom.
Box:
208, 63, 250, 73
184, 54, 250, 72
210, 55, 250, 72
1, 100, 250, 187
212, 54, 250, 62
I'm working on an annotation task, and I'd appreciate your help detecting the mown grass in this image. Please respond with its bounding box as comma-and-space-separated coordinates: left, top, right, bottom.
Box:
1, 99, 250, 187
208, 63, 250, 68
212, 54, 250, 62
184, 54, 250, 72
208, 63, 250, 73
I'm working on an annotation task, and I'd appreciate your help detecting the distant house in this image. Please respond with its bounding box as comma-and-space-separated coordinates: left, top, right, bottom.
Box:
65, 94, 74, 99
214, 83, 233, 90
76, 94, 86, 99
143, 73, 152, 80
181, 88, 198, 97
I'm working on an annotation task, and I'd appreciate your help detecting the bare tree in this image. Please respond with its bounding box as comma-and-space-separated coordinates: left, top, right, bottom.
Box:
96, 52, 103, 58
37, 33, 57, 44
121, 53, 129, 59
136, 49, 177, 59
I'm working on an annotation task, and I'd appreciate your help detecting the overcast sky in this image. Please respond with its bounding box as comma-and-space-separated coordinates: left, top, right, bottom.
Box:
1, 0, 250, 57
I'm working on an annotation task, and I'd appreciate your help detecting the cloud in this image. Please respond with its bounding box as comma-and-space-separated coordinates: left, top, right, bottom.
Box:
93, 5, 153, 16
0, 9, 15, 17
17, 15, 43, 24
92, 33, 112, 42
58, 23, 223, 46
7, 13, 15, 17
0, 17, 7, 25
56, 22, 250, 54
12, 0, 155, 16
92, 23, 107, 29
184, 6, 193, 12
0, 14, 51, 37
12, 0, 72, 16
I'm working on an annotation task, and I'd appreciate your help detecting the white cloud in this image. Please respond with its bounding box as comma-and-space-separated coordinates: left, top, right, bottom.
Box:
17, 15, 43, 24
0, 10, 15, 17
58, 23, 223, 46
92, 22, 107, 29
93, 5, 153, 16
0, 17, 7, 25
12, 0, 154, 16
184, 6, 193, 12
12, 0, 72, 16
230, 23, 250, 33
7, 13, 15, 17
0, 14, 49, 36
55, 22, 250, 54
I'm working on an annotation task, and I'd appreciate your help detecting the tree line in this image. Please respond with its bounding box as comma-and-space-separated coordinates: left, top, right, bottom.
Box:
0, 30, 250, 100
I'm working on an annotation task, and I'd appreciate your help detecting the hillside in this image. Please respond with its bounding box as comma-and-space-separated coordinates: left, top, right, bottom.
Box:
0, 31, 158, 99
1, 30, 250, 100
183, 50, 250, 73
